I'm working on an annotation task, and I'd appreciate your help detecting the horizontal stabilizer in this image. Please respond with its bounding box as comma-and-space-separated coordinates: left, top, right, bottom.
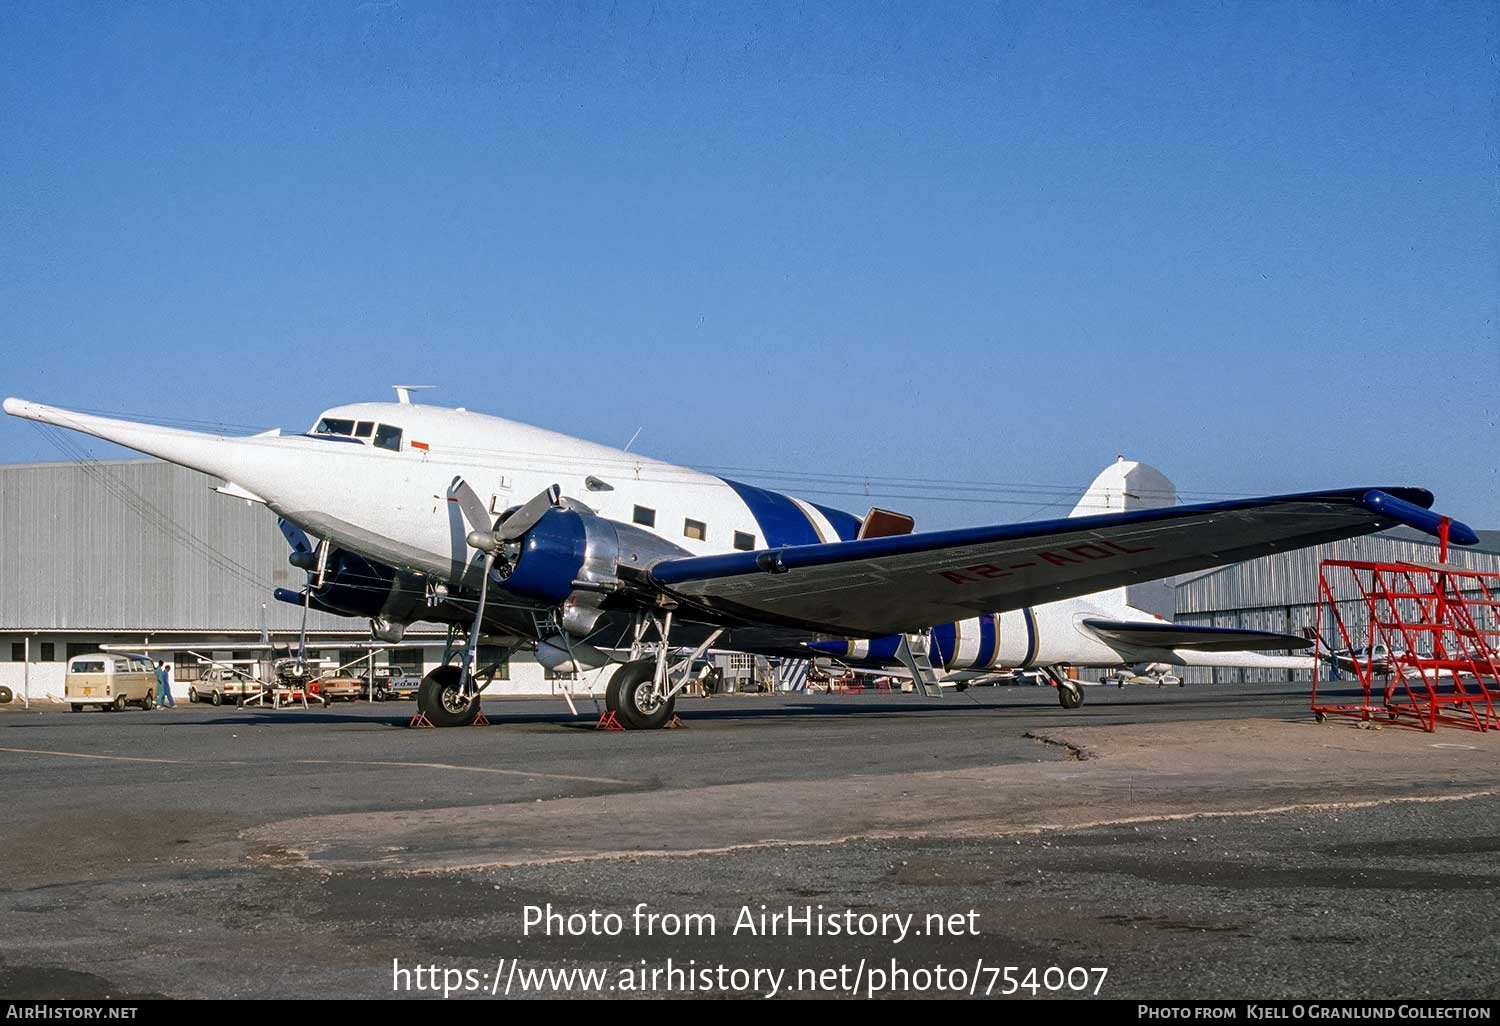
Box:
1083, 619, 1313, 653
858, 508, 916, 540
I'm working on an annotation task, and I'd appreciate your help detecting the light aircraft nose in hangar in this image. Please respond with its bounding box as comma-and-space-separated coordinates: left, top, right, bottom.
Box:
3, 392, 1478, 730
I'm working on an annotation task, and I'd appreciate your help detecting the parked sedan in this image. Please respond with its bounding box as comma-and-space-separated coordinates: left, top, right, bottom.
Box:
314, 673, 364, 702
189, 666, 261, 707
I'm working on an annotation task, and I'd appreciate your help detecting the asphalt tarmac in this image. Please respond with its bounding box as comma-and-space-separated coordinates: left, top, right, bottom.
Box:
1, 681, 1497, 1000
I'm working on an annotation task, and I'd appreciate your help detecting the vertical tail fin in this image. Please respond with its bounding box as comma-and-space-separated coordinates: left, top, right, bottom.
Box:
1069, 456, 1177, 518
1071, 457, 1178, 616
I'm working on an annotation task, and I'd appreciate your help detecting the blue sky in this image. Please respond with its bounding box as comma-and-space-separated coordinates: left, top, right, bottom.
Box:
2, 1, 1495, 529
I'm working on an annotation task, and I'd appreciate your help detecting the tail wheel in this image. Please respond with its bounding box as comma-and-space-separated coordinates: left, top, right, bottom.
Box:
417, 664, 482, 727
611, 659, 676, 730
1058, 681, 1084, 710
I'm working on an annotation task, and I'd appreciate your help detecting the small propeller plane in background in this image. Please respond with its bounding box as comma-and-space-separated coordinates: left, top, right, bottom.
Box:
4, 391, 1478, 730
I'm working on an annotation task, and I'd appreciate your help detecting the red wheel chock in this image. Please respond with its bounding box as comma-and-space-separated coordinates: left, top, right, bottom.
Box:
594, 711, 625, 731
408, 709, 490, 729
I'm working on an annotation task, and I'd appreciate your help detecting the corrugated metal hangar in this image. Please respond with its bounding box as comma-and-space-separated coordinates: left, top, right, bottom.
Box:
2, 457, 1496, 700
1174, 526, 1500, 684
0, 458, 533, 702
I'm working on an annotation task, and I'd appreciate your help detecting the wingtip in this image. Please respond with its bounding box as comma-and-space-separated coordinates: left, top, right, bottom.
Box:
1448, 520, 1482, 547
1362, 489, 1479, 546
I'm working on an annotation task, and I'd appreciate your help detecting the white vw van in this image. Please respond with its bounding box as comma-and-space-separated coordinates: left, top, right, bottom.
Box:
64, 654, 158, 712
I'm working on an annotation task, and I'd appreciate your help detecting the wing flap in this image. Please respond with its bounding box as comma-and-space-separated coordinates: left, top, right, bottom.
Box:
649, 487, 1472, 636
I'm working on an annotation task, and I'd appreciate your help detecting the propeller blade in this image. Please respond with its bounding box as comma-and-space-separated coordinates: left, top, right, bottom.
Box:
497, 484, 561, 542
277, 517, 315, 555
447, 476, 495, 538
296, 586, 310, 674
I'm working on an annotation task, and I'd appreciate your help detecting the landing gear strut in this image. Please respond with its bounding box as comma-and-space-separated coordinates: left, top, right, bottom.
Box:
603, 609, 722, 730
1044, 665, 1085, 709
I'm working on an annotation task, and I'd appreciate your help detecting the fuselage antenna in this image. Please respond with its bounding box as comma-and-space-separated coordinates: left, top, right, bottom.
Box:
393, 385, 436, 406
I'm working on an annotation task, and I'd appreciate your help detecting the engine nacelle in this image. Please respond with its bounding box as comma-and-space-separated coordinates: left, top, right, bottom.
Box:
499, 507, 691, 612
280, 549, 426, 624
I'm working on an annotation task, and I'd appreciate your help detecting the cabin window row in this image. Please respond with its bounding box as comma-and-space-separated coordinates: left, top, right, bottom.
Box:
631, 505, 756, 550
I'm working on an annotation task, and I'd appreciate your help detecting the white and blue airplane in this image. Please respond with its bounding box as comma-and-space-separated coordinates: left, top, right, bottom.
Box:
3, 391, 1477, 729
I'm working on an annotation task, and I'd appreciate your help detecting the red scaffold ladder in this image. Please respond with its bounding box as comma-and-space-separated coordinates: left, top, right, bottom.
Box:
1310, 528, 1500, 733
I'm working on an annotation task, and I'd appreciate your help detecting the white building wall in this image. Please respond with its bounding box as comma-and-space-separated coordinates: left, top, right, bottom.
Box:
0, 639, 606, 705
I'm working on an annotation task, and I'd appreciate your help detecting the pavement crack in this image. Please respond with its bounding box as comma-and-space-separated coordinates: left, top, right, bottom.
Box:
1023, 729, 1096, 760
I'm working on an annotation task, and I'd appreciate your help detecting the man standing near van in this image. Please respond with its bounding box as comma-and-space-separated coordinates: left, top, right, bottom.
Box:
156, 661, 175, 708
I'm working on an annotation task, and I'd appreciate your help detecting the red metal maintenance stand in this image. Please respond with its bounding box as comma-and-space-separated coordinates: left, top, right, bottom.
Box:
1310, 521, 1500, 733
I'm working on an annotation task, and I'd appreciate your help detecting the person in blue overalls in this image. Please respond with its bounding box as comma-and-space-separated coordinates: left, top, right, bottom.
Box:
156, 661, 176, 708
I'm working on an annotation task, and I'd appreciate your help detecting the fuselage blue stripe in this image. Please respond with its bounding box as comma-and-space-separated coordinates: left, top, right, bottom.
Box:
720, 478, 822, 548
1021, 607, 1038, 668
976, 614, 996, 669
867, 634, 901, 662
931, 622, 957, 668
810, 501, 862, 542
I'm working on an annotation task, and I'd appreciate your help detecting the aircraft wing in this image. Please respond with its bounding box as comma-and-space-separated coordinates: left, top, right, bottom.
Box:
1080, 620, 1312, 653
648, 488, 1476, 637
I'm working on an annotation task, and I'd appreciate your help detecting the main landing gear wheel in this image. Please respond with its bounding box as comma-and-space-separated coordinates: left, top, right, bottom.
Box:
1058, 681, 1084, 710
610, 658, 676, 730
605, 669, 624, 715
417, 664, 482, 728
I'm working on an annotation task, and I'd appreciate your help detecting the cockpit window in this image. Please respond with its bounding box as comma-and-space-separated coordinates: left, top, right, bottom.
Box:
315, 418, 355, 436
354, 421, 374, 438
373, 424, 403, 451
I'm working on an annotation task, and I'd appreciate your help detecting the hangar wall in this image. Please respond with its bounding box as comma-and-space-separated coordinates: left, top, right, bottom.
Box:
0, 459, 576, 702
1171, 526, 1500, 685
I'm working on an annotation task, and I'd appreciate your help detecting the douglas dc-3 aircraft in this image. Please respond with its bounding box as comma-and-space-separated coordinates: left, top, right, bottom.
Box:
4, 392, 1478, 730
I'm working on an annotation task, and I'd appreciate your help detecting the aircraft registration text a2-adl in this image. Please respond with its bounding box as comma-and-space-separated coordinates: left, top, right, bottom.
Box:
4, 391, 1478, 728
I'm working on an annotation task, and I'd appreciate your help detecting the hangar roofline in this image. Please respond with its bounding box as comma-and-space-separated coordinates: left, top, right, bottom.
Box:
1173, 524, 1500, 591
0, 456, 163, 472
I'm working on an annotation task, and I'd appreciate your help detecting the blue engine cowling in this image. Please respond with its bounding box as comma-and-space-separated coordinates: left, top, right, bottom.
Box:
498, 506, 691, 605
498, 508, 589, 604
